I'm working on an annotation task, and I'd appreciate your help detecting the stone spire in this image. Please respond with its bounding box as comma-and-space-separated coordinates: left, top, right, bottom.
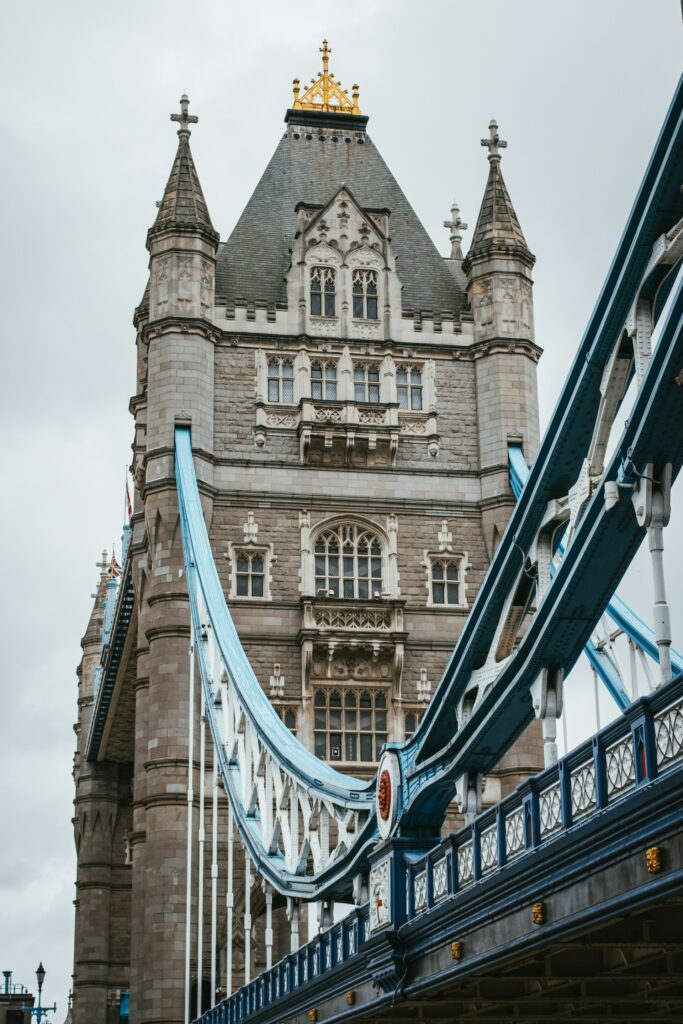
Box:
82, 550, 109, 647
147, 95, 218, 248
466, 119, 532, 263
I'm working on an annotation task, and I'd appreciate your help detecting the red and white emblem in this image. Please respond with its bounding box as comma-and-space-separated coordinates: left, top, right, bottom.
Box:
376, 750, 400, 839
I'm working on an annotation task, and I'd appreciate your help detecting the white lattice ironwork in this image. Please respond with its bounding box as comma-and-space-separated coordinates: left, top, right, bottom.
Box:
570, 762, 596, 819
433, 856, 449, 901
413, 870, 427, 913
457, 842, 474, 886
655, 697, 683, 767
539, 783, 562, 836
196, 588, 371, 887
606, 736, 636, 797
505, 807, 525, 857
480, 823, 498, 874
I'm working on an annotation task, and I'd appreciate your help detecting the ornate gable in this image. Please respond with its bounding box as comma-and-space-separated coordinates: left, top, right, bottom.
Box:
286, 186, 402, 340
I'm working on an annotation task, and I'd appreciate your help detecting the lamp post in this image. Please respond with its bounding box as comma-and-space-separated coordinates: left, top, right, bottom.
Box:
21, 963, 56, 1024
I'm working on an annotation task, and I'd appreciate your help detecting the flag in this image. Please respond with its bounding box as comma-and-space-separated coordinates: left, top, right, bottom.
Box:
106, 552, 122, 581
126, 479, 133, 520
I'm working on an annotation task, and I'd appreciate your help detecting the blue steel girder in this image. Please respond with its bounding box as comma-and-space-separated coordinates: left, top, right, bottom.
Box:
399, 262, 683, 830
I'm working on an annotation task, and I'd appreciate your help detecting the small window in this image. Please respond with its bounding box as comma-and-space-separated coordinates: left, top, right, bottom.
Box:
280, 707, 297, 735
354, 363, 381, 403
233, 549, 267, 599
430, 558, 462, 606
397, 365, 423, 411
267, 358, 295, 403
404, 711, 419, 738
352, 269, 379, 319
314, 687, 388, 762
310, 267, 337, 317
311, 361, 337, 401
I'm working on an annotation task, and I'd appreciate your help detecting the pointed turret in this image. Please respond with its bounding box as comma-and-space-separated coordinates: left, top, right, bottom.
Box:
465, 119, 533, 265
146, 95, 219, 327
147, 95, 218, 248
464, 120, 541, 559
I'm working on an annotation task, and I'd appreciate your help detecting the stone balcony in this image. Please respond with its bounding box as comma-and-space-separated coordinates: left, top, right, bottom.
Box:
255, 399, 438, 466
299, 596, 407, 692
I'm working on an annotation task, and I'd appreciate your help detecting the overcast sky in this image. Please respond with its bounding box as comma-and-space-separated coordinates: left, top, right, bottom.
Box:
0, 0, 681, 1015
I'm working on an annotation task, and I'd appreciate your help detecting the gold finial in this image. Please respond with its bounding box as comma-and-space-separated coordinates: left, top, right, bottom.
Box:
291, 39, 361, 115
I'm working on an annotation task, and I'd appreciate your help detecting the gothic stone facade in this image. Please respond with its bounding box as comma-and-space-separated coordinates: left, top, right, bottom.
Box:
71, 95, 542, 1024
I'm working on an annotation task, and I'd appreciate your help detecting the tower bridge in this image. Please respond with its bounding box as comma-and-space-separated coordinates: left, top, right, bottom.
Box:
71, 45, 683, 1024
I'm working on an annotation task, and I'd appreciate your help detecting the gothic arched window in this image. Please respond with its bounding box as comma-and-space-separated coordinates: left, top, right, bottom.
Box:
353, 363, 381, 403
314, 523, 383, 599
313, 687, 388, 762
352, 269, 378, 319
310, 266, 337, 317
279, 707, 297, 735
235, 551, 265, 597
396, 365, 423, 411
429, 557, 462, 605
267, 358, 295, 403
311, 360, 337, 401
404, 711, 420, 738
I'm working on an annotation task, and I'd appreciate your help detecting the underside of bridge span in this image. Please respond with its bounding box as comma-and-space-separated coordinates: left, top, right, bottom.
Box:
368, 902, 683, 1022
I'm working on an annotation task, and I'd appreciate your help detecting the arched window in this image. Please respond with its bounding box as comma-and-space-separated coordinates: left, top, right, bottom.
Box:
267, 358, 295, 403
429, 557, 462, 605
353, 363, 381, 403
352, 269, 378, 319
310, 267, 337, 317
404, 711, 420, 738
279, 707, 297, 736
311, 360, 337, 401
396, 365, 423, 411
235, 551, 265, 597
314, 687, 388, 762
314, 523, 383, 599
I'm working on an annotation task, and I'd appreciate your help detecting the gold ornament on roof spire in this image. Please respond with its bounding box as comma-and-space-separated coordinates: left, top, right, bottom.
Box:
292, 39, 361, 115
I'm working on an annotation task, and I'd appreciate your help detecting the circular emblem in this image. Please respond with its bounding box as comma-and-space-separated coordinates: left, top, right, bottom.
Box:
376, 750, 401, 839
378, 769, 392, 820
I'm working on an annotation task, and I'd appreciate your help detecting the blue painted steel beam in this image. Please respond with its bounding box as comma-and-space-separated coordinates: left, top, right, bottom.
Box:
412, 76, 683, 765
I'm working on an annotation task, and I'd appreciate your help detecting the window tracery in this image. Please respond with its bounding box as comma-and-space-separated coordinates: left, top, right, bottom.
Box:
310, 266, 337, 317
278, 707, 297, 735
396, 365, 423, 411
352, 269, 379, 319
353, 363, 381, 403
311, 360, 338, 400
267, 358, 295, 403
314, 523, 383, 599
313, 687, 388, 762
428, 556, 465, 606
234, 550, 266, 598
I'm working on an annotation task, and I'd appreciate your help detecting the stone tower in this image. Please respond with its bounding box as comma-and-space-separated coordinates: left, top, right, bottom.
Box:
71, 47, 542, 1024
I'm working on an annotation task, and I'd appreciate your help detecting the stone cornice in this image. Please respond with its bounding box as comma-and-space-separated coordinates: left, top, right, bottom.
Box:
142, 316, 221, 345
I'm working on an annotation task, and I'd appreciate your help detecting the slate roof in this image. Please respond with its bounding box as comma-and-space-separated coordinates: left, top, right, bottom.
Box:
215, 115, 466, 316
468, 158, 531, 257
149, 134, 219, 244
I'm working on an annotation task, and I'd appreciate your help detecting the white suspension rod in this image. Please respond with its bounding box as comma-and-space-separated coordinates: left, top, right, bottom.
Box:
264, 882, 273, 970
244, 854, 252, 984
210, 754, 218, 1006
226, 805, 234, 996
197, 685, 206, 1020
184, 635, 195, 1024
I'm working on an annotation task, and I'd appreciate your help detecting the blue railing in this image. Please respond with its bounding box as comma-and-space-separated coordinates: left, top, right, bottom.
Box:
404, 674, 683, 920
198, 673, 683, 1024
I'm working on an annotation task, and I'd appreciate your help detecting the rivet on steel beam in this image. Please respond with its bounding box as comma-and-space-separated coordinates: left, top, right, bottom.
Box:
451, 940, 463, 960
646, 846, 663, 874
531, 901, 545, 925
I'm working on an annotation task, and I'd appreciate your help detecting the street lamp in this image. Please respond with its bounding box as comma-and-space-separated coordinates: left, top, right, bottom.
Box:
21, 963, 56, 1024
